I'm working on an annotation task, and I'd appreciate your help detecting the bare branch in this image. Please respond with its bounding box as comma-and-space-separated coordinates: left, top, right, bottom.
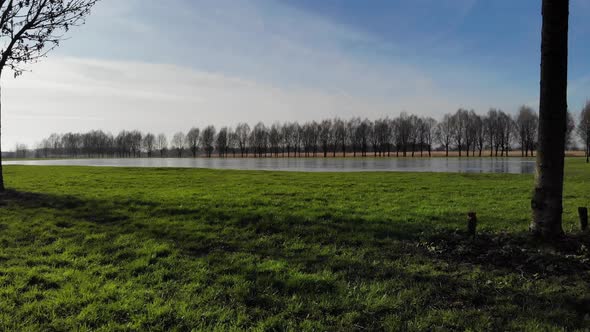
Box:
0, 0, 99, 77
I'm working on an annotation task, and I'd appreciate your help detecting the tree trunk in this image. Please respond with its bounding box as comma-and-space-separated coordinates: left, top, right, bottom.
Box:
0, 84, 4, 192
531, 0, 569, 239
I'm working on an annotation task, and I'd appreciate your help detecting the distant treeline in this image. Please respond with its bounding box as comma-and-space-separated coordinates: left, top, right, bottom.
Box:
15, 105, 590, 159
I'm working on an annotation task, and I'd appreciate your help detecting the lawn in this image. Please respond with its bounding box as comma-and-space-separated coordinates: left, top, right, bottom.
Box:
0, 160, 589, 331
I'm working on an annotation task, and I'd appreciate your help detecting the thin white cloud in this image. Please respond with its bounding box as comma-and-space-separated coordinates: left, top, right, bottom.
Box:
0, 0, 539, 149
2, 56, 470, 149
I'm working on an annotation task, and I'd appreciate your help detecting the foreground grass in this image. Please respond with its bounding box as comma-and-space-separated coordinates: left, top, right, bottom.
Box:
0, 160, 589, 331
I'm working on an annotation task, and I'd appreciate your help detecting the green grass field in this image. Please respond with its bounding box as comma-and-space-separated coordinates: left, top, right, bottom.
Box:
0, 160, 589, 331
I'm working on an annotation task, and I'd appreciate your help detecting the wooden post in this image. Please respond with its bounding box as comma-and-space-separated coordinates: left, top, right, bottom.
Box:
467, 212, 477, 237
579, 207, 588, 231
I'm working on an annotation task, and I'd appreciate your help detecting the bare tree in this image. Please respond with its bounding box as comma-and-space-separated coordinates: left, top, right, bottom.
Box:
565, 110, 576, 150
302, 121, 320, 157
474, 115, 485, 157
172, 132, 186, 158
40, 138, 51, 157
201, 126, 216, 158
114, 131, 129, 157
185, 127, 200, 158
0, 0, 99, 191
281, 122, 296, 157
516, 106, 539, 157
358, 119, 371, 157
319, 119, 333, 158
369, 121, 378, 157
96, 131, 112, 157
396, 113, 412, 157
301, 122, 314, 157
451, 109, 468, 157
235, 123, 250, 157
531, 0, 569, 239
373, 118, 392, 157
333, 118, 347, 157
408, 115, 420, 157
493, 112, 505, 156
156, 133, 168, 157
436, 114, 453, 157
142, 133, 155, 158
345, 118, 359, 157
493, 111, 513, 156
216, 127, 229, 157
415, 118, 426, 157
484, 109, 499, 157
48, 133, 62, 156
579, 102, 590, 162
422, 117, 437, 157
465, 110, 480, 157
500, 113, 516, 156
129, 130, 142, 157
228, 128, 239, 157
268, 123, 281, 157
251, 122, 268, 157
15, 143, 28, 158
295, 123, 304, 157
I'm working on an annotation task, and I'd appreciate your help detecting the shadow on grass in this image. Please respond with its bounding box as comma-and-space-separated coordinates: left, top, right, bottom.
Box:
2, 189, 589, 329
2, 188, 588, 276
423, 231, 590, 276
0, 189, 129, 224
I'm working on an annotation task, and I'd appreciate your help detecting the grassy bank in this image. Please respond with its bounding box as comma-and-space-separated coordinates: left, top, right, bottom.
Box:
0, 160, 589, 330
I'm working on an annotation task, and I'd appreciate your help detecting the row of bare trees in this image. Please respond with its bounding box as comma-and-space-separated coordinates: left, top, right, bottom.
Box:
25, 106, 586, 159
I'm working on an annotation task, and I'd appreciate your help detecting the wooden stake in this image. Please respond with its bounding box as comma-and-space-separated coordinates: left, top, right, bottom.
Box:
579, 207, 588, 231
467, 212, 477, 237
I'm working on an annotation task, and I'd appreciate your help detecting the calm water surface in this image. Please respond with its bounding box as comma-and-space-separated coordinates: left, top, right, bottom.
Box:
5, 157, 536, 174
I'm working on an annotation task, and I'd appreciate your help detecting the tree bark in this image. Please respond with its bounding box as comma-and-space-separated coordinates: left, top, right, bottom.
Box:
531, 0, 569, 239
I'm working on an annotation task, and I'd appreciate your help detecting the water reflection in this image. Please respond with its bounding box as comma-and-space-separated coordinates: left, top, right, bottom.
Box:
5, 157, 536, 174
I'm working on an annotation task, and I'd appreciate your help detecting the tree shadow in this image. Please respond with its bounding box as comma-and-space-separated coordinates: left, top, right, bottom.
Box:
423, 230, 590, 277
2, 188, 588, 276
2, 189, 589, 329
0, 189, 129, 224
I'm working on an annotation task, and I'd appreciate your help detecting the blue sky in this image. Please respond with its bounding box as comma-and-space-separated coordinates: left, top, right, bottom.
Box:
3, 0, 590, 149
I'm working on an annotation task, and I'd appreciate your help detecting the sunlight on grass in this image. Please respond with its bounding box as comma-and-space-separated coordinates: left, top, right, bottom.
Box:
0, 159, 588, 330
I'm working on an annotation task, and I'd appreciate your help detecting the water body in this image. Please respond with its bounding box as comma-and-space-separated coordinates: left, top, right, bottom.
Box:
5, 157, 536, 174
